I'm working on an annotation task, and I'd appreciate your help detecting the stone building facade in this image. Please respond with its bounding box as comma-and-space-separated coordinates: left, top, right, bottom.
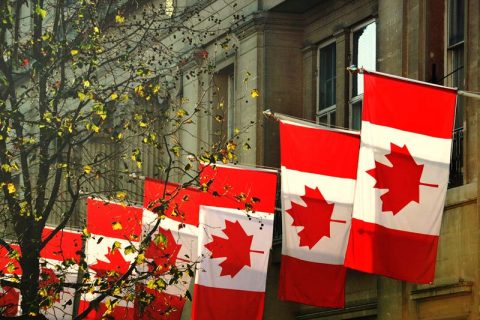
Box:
175, 0, 480, 318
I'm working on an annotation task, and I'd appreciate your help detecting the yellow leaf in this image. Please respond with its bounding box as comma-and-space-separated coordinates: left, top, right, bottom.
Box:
110, 92, 118, 100
250, 89, 260, 98
7, 183, 16, 194
42, 33, 51, 41
115, 15, 125, 23
93, 26, 100, 33
112, 221, 122, 230
83, 165, 92, 174
136, 253, 145, 264
82, 228, 91, 238
116, 191, 127, 200
124, 246, 135, 255
134, 85, 144, 96
71, 49, 79, 56
176, 108, 187, 118
83, 80, 90, 88
227, 141, 237, 152
77, 91, 86, 101
35, 5, 47, 18
112, 241, 122, 252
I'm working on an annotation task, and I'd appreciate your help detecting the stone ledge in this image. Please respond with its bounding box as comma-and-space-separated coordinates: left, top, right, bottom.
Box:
296, 302, 377, 319
445, 182, 477, 209
410, 281, 473, 301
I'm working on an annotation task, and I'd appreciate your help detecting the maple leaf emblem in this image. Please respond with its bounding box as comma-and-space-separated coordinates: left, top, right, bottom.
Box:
145, 229, 184, 275
287, 186, 345, 249
39, 268, 61, 307
367, 143, 438, 215
204, 220, 263, 277
90, 248, 130, 279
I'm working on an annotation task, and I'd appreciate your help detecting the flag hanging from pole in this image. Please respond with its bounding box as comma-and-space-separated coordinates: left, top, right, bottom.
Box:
80, 198, 143, 319
278, 120, 360, 308
191, 165, 278, 320
0, 227, 82, 319
344, 71, 457, 283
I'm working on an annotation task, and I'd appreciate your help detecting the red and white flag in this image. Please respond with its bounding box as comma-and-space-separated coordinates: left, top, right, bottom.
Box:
41, 227, 82, 319
344, 72, 457, 283
140, 207, 198, 319
278, 120, 360, 308
0, 227, 82, 319
80, 198, 143, 319
191, 165, 277, 320
0, 244, 21, 317
141, 179, 205, 319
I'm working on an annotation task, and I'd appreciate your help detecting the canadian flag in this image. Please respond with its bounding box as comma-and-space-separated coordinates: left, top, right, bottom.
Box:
0, 244, 21, 317
0, 227, 82, 318
140, 207, 198, 319
80, 198, 143, 319
191, 165, 278, 320
278, 120, 360, 308
41, 227, 82, 319
141, 179, 204, 319
344, 72, 457, 283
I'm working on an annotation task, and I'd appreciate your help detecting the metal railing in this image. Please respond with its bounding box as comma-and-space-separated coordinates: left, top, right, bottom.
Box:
449, 127, 464, 188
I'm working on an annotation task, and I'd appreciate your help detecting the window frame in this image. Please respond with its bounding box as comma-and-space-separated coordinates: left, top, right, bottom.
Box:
316, 38, 337, 127
348, 18, 377, 130
445, 0, 465, 187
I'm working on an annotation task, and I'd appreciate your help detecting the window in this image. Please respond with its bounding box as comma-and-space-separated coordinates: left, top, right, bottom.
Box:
350, 20, 376, 130
317, 40, 336, 126
212, 65, 235, 142
447, 0, 465, 187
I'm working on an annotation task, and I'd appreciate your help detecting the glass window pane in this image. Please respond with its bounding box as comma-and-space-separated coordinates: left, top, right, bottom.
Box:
352, 22, 376, 96
449, 0, 465, 46
330, 111, 336, 127
319, 42, 336, 110
352, 100, 362, 130
318, 114, 328, 125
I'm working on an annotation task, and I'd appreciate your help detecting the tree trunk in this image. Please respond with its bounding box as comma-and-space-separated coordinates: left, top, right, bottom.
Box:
19, 239, 41, 318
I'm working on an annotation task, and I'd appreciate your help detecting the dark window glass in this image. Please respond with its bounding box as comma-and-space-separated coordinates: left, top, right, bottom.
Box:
448, 0, 465, 46
319, 42, 336, 110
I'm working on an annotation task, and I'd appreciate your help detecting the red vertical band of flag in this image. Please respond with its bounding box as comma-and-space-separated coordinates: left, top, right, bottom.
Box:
134, 287, 186, 320
41, 227, 82, 262
143, 178, 203, 226
87, 198, 143, 240
279, 255, 345, 308
346, 218, 438, 283
200, 164, 278, 213
362, 72, 456, 138
191, 284, 265, 320
78, 300, 134, 320
345, 72, 456, 283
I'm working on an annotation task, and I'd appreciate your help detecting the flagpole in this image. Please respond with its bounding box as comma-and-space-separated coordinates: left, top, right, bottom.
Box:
347, 66, 480, 100
263, 109, 360, 135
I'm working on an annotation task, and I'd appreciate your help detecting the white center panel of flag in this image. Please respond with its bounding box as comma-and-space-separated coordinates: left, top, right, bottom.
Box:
195, 205, 273, 292
354, 121, 451, 235
281, 167, 354, 265
141, 208, 198, 297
